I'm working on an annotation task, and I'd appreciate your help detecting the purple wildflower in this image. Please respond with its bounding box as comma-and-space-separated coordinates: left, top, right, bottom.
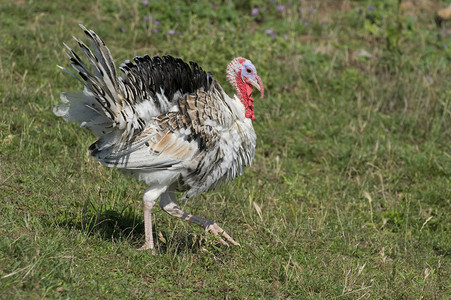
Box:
211, 4, 217, 9
261, 6, 267, 11
423, 76, 434, 85
141, 0, 149, 5
444, 44, 448, 49
144, 16, 150, 22
168, 30, 175, 35
177, 31, 181, 35
154, 20, 160, 25
277, 5, 285, 12
251, 8, 259, 16
153, 28, 159, 33
265, 29, 273, 34
271, 33, 276, 39
368, 6, 375, 11
176, 9, 181, 14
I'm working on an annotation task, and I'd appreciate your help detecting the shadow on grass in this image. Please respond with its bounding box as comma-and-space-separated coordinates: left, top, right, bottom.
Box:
54, 199, 217, 255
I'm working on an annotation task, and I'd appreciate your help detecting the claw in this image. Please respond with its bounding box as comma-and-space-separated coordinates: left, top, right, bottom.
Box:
205, 223, 240, 247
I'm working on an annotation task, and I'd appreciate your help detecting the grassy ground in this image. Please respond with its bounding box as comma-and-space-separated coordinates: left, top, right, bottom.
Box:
0, 0, 450, 298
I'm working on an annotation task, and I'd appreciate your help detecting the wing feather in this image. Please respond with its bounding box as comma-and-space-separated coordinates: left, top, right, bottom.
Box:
96, 89, 227, 170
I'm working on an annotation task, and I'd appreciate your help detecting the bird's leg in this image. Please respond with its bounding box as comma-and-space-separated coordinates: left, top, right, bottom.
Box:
138, 185, 167, 252
159, 190, 240, 246
139, 202, 155, 252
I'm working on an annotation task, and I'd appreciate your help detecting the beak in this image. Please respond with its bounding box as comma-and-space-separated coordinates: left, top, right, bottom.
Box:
249, 75, 264, 99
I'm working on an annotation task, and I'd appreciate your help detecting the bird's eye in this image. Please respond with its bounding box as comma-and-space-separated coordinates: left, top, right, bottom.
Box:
246, 68, 252, 73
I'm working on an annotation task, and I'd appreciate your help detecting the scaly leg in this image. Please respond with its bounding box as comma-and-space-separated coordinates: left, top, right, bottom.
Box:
138, 185, 167, 252
159, 190, 240, 246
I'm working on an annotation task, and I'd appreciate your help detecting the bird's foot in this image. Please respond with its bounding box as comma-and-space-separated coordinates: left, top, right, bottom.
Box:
138, 243, 156, 254
205, 223, 240, 247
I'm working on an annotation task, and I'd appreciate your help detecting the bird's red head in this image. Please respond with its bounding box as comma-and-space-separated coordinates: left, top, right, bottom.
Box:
226, 57, 264, 121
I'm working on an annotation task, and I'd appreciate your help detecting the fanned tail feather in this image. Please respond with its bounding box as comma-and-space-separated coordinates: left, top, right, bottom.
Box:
54, 25, 151, 157
54, 25, 130, 128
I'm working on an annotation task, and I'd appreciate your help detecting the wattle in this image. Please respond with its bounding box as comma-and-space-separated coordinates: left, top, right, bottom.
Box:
243, 84, 255, 120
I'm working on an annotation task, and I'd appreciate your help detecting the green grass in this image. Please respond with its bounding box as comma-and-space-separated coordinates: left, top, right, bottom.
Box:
1, 0, 450, 298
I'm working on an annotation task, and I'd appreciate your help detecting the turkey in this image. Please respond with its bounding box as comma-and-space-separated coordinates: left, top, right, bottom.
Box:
54, 25, 264, 252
